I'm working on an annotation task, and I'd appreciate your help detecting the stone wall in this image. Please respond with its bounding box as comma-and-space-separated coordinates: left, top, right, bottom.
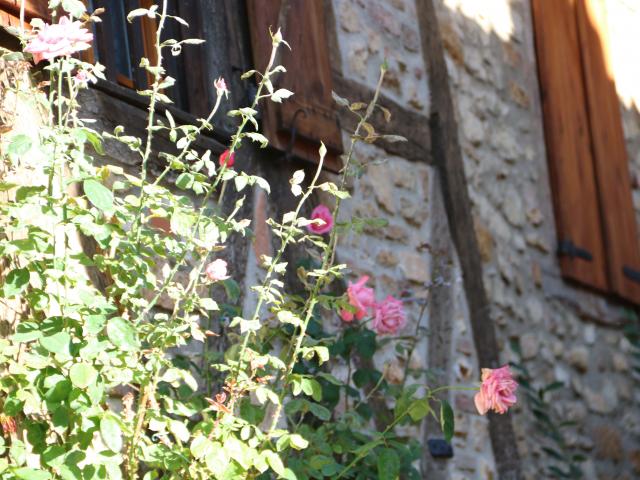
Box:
434, 0, 640, 478
331, 1, 499, 478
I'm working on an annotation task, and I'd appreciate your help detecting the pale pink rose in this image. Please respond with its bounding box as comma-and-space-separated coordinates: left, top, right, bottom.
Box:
214, 77, 229, 98
372, 296, 406, 334
307, 204, 333, 235
205, 259, 229, 282
474, 365, 518, 415
340, 276, 375, 322
25, 16, 93, 64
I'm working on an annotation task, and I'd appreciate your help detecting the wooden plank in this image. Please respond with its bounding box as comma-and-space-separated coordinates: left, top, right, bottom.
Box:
0, 0, 48, 23
332, 73, 431, 164
531, 0, 608, 291
576, 0, 640, 303
246, 0, 343, 171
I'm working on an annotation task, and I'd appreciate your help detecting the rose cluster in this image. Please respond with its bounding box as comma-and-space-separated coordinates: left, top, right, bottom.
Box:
340, 275, 406, 335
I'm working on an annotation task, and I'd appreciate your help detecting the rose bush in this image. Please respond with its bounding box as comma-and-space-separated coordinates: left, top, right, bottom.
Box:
0, 3, 516, 479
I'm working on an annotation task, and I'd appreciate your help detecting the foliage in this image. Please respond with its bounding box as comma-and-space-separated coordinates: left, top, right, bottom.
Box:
0, 2, 467, 479
510, 341, 584, 479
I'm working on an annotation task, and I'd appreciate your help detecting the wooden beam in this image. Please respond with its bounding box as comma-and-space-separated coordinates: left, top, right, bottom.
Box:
332, 73, 432, 164
414, 0, 522, 477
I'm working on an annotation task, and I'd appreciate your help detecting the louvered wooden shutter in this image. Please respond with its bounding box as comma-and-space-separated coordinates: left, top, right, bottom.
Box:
532, 0, 640, 303
532, 0, 608, 291
246, 0, 343, 171
576, 0, 640, 303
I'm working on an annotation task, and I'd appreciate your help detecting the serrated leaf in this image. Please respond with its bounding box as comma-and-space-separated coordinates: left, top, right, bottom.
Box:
84, 179, 114, 212
377, 449, 400, 480
106, 317, 139, 351
440, 400, 454, 442
40, 332, 70, 354
175, 172, 194, 190
3, 268, 29, 298
69, 363, 98, 389
14, 468, 51, 480
100, 416, 122, 453
246, 132, 269, 148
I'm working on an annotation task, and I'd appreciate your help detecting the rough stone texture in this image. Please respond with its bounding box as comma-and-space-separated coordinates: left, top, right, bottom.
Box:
433, 0, 640, 478
332, 0, 430, 113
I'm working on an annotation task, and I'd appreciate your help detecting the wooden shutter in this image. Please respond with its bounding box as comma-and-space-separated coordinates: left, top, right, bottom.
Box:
533, 0, 640, 303
532, 0, 608, 291
0, 0, 49, 27
576, 0, 640, 303
246, 0, 343, 171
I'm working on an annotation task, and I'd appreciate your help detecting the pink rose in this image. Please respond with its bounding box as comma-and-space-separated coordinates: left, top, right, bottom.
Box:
307, 204, 333, 235
474, 365, 518, 415
372, 296, 406, 334
219, 149, 235, 168
340, 276, 375, 322
205, 259, 229, 282
25, 16, 93, 64
214, 77, 229, 98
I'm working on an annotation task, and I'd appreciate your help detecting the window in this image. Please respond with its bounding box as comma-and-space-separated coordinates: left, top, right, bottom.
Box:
89, 0, 204, 115
532, 0, 640, 303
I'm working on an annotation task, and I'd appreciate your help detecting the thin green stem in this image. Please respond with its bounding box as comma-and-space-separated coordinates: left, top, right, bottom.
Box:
133, 0, 168, 243
266, 66, 388, 439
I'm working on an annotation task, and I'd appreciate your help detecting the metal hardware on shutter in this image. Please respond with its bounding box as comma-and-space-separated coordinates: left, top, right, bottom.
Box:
557, 240, 593, 261
623, 266, 640, 284
283, 109, 308, 161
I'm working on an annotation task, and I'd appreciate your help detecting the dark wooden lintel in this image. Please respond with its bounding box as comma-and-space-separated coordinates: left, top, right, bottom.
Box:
332, 73, 431, 164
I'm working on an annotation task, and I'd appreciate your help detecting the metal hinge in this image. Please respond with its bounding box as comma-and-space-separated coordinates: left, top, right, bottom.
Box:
557, 240, 593, 261
623, 266, 640, 283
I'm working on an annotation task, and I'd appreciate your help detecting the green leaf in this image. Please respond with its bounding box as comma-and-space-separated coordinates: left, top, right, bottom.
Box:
100, 416, 123, 453
308, 402, 331, 421
40, 332, 71, 354
288, 434, 308, 450
440, 400, 455, 442
83, 129, 105, 155
191, 435, 215, 459
271, 88, 294, 103
223, 279, 241, 302
13, 468, 51, 480
85, 315, 106, 335
61, 0, 86, 17
3, 268, 29, 298
84, 179, 114, 212
377, 449, 400, 480
407, 398, 431, 422
106, 317, 140, 351
41, 445, 66, 468
175, 172, 194, 190
69, 363, 98, 389
7, 134, 32, 158
264, 450, 285, 475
